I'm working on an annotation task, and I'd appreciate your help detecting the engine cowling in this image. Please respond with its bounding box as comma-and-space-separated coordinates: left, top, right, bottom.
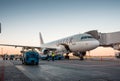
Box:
42, 48, 49, 55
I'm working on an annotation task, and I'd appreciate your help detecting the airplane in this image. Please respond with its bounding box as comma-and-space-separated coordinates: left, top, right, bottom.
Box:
0, 32, 100, 60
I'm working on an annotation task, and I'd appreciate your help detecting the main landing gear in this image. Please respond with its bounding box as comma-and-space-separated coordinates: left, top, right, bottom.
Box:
65, 53, 69, 59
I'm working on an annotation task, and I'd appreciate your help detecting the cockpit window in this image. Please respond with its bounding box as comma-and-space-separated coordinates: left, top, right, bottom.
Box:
81, 36, 93, 40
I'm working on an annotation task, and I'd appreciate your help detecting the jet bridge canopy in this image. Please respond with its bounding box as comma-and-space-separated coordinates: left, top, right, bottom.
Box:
99, 31, 120, 46
86, 30, 120, 50
85, 30, 100, 40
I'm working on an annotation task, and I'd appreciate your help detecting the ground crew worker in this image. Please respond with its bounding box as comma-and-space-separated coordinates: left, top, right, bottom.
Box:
52, 52, 55, 61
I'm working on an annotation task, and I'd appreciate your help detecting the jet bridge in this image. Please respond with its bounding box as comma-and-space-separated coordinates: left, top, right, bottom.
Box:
86, 30, 120, 50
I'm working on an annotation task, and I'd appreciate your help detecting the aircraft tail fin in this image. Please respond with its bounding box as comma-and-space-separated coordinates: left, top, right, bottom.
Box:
39, 32, 44, 46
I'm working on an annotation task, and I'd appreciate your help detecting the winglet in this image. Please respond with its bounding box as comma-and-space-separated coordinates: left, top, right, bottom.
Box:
39, 32, 44, 46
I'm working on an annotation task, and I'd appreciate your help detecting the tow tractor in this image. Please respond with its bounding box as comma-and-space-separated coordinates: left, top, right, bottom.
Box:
21, 50, 39, 65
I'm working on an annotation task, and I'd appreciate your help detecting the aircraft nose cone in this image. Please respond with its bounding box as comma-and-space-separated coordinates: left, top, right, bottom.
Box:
93, 40, 100, 48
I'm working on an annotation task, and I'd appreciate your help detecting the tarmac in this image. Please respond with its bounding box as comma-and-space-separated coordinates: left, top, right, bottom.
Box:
0, 57, 120, 81
0, 58, 32, 81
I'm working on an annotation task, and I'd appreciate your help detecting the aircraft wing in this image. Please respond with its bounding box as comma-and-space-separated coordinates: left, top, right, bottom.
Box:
0, 44, 41, 49
0, 44, 57, 51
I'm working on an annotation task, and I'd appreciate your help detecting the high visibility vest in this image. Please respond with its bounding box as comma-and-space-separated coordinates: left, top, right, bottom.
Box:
52, 53, 55, 57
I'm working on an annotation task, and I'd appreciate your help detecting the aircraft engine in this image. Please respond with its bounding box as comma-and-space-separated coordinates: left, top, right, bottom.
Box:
42, 48, 49, 55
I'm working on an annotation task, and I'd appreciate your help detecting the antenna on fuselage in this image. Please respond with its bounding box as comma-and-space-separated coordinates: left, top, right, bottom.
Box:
39, 32, 44, 46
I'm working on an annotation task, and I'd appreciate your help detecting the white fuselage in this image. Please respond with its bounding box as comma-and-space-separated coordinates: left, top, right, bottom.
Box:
40, 33, 99, 52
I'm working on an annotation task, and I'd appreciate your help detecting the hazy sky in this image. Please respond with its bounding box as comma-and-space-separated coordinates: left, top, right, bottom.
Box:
0, 0, 120, 55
